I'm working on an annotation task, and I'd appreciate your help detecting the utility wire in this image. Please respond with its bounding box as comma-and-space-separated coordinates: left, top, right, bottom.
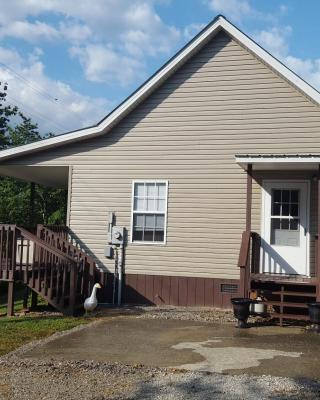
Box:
0, 61, 59, 103
0, 62, 84, 127
6, 95, 66, 134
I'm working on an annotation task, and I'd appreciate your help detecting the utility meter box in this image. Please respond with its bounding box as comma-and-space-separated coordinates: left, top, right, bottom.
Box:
109, 226, 125, 245
104, 246, 113, 258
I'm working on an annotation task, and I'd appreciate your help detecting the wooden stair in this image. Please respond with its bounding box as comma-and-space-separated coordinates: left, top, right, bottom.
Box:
0, 224, 106, 316
251, 279, 316, 325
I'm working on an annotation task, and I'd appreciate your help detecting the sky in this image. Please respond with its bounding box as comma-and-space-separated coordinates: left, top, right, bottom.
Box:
0, 0, 320, 135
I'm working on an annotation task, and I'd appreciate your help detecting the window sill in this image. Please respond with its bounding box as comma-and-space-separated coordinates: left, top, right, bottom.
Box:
130, 241, 167, 246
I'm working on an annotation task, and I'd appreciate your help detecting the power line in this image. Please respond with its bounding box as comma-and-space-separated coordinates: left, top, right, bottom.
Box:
0, 62, 85, 127
0, 61, 59, 103
6, 95, 66, 134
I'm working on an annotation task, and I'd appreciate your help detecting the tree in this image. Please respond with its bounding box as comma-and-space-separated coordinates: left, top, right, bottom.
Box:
0, 82, 67, 227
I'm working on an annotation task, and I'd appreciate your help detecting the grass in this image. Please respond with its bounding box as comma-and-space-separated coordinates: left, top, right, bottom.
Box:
0, 282, 92, 356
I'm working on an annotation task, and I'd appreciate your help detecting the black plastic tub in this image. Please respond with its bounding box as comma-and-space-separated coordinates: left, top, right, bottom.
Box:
231, 298, 252, 328
308, 302, 320, 333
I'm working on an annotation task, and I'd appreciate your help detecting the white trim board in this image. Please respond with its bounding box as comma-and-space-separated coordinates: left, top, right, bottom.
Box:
260, 180, 310, 276
1, 15, 320, 163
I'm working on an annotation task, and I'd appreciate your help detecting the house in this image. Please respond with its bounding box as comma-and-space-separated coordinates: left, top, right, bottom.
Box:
1, 15, 320, 323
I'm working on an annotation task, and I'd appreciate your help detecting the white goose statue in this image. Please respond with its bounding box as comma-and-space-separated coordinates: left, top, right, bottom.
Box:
84, 283, 101, 313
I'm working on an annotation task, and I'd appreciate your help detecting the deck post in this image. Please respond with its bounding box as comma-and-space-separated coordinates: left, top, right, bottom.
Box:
240, 163, 252, 297
29, 182, 35, 230
22, 286, 29, 310
30, 291, 38, 309
317, 165, 320, 301
7, 280, 14, 316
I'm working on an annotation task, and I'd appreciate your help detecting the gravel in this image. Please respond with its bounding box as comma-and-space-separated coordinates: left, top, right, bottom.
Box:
0, 308, 317, 399
0, 357, 319, 400
134, 305, 273, 326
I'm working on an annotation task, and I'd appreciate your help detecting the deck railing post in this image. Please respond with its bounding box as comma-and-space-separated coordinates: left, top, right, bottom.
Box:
69, 262, 77, 315
7, 280, 14, 317
240, 164, 252, 297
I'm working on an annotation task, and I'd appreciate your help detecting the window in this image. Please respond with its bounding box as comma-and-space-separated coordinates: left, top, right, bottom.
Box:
131, 181, 168, 243
270, 189, 300, 246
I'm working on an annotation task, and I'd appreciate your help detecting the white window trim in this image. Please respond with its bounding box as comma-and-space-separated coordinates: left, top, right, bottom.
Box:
130, 180, 168, 245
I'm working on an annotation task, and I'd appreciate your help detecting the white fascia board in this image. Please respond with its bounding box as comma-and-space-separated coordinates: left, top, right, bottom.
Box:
236, 156, 320, 164
1, 15, 320, 162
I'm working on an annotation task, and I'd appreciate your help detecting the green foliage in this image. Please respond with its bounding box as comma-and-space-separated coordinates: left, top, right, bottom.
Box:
0, 82, 67, 226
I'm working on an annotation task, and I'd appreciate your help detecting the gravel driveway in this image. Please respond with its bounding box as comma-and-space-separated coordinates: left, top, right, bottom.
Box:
0, 357, 319, 400
0, 307, 319, 399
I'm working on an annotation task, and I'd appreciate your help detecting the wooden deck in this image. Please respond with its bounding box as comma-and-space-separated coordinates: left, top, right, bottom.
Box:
0, 224, 106, 316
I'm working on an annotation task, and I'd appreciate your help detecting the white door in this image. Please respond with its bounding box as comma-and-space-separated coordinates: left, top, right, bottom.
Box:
261, 181, 309, 276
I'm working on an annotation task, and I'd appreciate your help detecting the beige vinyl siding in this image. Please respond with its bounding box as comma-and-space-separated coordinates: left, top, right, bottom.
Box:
5, 31, 320, 279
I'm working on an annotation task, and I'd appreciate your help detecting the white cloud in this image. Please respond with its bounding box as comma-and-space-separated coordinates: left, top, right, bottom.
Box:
207, 0, 252, 22
0, 20, 60, 43
0, 46, 111, 135
0, 0, 181, 85
183, 23, 206, 41
254, 26, 320, 90
254, 26, 291, 58
70, 44, 144, 85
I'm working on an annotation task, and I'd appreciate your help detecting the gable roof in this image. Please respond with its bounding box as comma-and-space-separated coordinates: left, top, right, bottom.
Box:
1, 15, 320, 162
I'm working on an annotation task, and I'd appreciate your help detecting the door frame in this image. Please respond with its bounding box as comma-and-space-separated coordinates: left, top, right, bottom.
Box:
260, 179, 310, 276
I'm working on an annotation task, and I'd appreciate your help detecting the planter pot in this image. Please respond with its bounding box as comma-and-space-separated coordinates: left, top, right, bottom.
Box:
231, 298, 252, 328
308, 302, 320, 333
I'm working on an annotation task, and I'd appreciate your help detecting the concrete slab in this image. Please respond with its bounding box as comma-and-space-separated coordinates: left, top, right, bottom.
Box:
22, 316, 320, 379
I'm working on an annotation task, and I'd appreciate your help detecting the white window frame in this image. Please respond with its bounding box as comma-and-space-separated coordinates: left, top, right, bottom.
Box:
130, 180, 168, 245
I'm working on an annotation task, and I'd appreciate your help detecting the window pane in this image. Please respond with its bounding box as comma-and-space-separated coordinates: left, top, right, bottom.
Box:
134, 183, 144, 197
282, 190, 290, 202
290, 190, 299, 203
144, 230, 154, 242
272, 203, 281, 216
154, 230, 164, 242
133, 229, 143, 241
134, 197, 145, 211
157, 183, 166, 198
133, 214, 144, 228
273, 190, 281, 202
157, 198, 166, 212
146, 198, 156, 211
290, 218, 299, 231
281, 219, 289, 229
290, 203, 299, 217
282, 204, 289, 216
146, 183, 156, 199
155, 215, 165, 229
145, 214, 155, 229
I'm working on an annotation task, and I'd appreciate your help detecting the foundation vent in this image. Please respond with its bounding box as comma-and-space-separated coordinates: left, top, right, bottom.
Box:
220, 283, 238, 294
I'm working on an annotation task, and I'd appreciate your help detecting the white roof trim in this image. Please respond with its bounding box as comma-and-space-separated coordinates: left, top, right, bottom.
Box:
235, 156, 320, 171
1, 15, 320, 162
236, 156, 320, 164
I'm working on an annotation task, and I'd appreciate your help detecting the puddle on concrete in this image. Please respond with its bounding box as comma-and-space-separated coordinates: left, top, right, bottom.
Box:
172, 339, 302, 373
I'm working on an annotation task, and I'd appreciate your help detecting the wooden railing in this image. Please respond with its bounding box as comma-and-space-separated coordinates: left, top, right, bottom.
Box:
36, 225, 105, 300
238, 231, 260, 297
0, 224, 92, 315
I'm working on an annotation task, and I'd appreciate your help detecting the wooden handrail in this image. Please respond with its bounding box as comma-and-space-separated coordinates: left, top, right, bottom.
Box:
238, 230, 251, 268
0, 224, 81, 315
37, 225, 104, 297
